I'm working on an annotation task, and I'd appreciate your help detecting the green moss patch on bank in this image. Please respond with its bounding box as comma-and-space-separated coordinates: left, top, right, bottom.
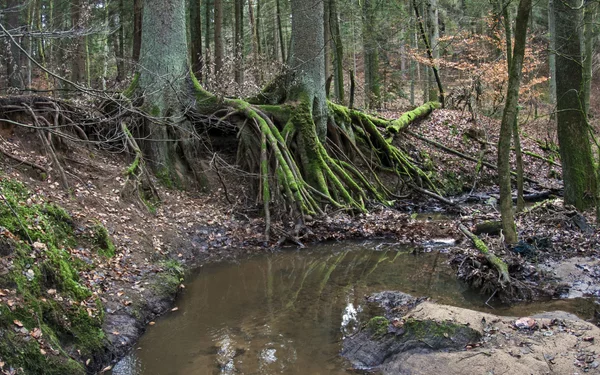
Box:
0, 178, 106, 374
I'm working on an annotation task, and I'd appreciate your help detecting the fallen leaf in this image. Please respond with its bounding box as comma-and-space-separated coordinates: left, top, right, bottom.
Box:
13, 320, 23, 327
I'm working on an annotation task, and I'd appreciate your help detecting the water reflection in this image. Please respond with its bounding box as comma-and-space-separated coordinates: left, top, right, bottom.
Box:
110, 241, 592, 375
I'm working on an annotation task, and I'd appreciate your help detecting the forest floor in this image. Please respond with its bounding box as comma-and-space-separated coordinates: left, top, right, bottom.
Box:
0, 104, 598, 374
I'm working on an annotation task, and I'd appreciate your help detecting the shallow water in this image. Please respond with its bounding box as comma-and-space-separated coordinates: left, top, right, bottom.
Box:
111, 241, 595, 375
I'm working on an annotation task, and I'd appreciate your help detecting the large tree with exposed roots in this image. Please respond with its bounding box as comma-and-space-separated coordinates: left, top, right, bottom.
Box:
126, 0, 438, 231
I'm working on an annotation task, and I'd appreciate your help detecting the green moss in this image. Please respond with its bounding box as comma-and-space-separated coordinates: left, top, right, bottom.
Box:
156, 167, 181, 189
0, 178, 106, 373
122, 72, 140, 98
89, 221, 116, 258
403, 318, 458, 339
151, 259, 183, 296
367, 316, 389, 338
149, 105, 161, 117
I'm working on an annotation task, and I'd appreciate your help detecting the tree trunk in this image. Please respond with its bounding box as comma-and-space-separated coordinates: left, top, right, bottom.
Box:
413, 0, 444, 107
136, 0, 201, 187
555, 0, 597, 210
276, 0, 286, 63
582, 1, 596, 117
363, 0, 380, 108
190, 0, 203, 78
427, 0, 439, 100
234, 0, 244, 86
214, 0, 224, 77
498, 0, 532, 245
204, 0, 211, 82
287, 0, 327, 139
132, 0, 143, 64
248, 0, 262, 83
70, 0, 85, 84
330, 0, 344, 103
548, 0, 557, 108
324, 0, 332, 97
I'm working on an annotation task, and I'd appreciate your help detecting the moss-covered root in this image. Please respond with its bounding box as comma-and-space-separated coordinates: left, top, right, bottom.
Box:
459, 224, 510, 287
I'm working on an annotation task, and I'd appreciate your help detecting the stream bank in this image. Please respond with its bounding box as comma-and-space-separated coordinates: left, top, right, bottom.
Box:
0, 106, 598, 374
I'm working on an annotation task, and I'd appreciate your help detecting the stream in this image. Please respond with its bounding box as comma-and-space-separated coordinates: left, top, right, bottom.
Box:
110, 240, 595, 375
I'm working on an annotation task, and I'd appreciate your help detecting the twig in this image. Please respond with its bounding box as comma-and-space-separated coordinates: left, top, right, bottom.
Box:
0, 147, 48, 173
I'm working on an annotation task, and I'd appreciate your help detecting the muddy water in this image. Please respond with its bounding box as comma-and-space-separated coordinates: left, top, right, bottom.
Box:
111, 241, 595, 375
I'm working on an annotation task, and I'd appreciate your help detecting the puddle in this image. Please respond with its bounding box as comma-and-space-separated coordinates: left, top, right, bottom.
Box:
110, 241, 595, 375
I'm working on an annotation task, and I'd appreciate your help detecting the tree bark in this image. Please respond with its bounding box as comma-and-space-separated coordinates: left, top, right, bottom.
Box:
498, 0, 532, 245
548, 0, 557, 108
413, 0, 444, 107
136, 0, 201, 187
190, 0, 203, 78
555, 0, 597, 210
582, 1, 596, 117
70, 0, 85, 84
214, 0, 224, 77
363, 0, 380, 108
132, 0, 143, 63
276, 0, 286, 63
330, 0, 344, 103
234, 0, 244, 85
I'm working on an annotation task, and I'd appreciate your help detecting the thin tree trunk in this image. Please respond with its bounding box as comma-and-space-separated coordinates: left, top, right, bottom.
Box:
234, 0, 244, 85
413, 0, 444, 107
498, 0, 524, 212
276, 0, 286, 63
102, 0, 110, 90
70, 0, 85, 84
132, 0, 143, 63
498, 0, 532, 245
5, 0, 21, 88
582, 1, 596, 117
427, 0, 439, 101
548, 0, 557, 109
190, 0, 204, 78
248, 0, 261, 83
214, 0, 224, 77
331, 0, 344, 102
324, 0, 332, 96
363, 0, 380, 108
205, 0, 211, 81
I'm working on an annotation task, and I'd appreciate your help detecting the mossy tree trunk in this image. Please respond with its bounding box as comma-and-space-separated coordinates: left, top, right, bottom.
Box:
555, 0, 597, 210
135, 0, 202, 188
498, 0, 531, 245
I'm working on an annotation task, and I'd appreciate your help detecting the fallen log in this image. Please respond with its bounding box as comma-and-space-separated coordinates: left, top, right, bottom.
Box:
458, 224, 510, 287
386, 102, 440, 133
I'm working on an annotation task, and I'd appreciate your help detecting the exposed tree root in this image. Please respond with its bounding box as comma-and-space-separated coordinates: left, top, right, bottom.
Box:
120, 122, 160, 211
189, 74, 442, 220
459, 224, 510, 287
